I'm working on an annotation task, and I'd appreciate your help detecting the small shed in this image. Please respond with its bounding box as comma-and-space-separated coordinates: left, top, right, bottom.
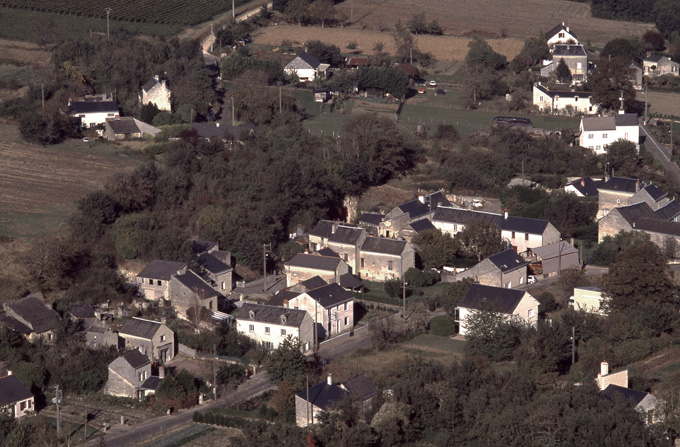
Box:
314, 88, 330, 103
530, 241, 579, 277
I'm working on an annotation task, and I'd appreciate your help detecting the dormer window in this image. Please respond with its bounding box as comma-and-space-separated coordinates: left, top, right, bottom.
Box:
249, 310, 255, 320
280, 314, 287, 324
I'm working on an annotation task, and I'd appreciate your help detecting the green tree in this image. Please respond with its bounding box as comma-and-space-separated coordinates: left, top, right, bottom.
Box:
543, 191, 598, 240
392, 20, 415, 63
555, 58, 571, 83
265, 336, 307, 388
407, 12, 428, 34
308, 0, 335, 27
110, 213, 155, 259
654, 0, 680, 38
464, 309, 522, 361
589, 58, 636, 111
606, 139, 639, 176
412, 229, 462, 269
441, 278, 474, 314
643, 30, 666, 51
601, 233, 675, 312
306, 40, 343, 66
384, 279, 402, 298
601, 37, 646, 61
459, 221, 505, 261
285, 0, 310, 26
463, 38, 507, 104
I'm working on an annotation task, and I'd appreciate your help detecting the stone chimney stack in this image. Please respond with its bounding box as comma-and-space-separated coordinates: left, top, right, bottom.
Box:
418, 195, 425, 204
504, 210, 509, 220
601, 361, 609, 377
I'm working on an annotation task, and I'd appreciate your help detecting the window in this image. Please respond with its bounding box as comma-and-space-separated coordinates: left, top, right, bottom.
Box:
388, 261, 393, 271
512, 231, 516, 239
588, 133, 593, 139
157, 280, 162, 286
149, 279, 153, 285
344, 302, 348, 311
520, 276, 524, 284
249, 324, 254, 332
576, 62, 582, 70
528, 309, 535, 319
453, 225, 458, 232
558, 32, 565, 38
265, 326, 270, 335
20, 401, 26, 411
264, 341, 273, 350
555, 95, 559, 102
139, 371, 146, 382
596, 145, 601, 151
602, 133, 608, 139
624, 133, 629, 139
281, 329, 286, 336
160, 335, 166, 342
221, 281, 225, 290
574, 96, 579, 101
525, 233, 529, 241
27, 400, 31, 409
343, 253, 348, 262
361, 258, 365, 268
344, 316, 349, 326
539, 95, 544, 102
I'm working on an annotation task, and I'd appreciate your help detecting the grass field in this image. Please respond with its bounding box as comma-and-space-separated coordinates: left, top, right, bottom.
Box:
335, 0, 655, 47
644, 90, 680, 118
0, 124, 143, 238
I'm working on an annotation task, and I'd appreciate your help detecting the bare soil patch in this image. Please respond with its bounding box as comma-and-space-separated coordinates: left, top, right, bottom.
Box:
336, 0, 655, 47
252, 25, 524, 61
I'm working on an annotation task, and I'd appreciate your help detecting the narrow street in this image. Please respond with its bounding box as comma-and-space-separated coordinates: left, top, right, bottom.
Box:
639, 119, 680, 189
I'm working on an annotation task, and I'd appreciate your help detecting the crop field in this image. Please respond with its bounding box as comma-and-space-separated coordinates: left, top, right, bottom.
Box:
252, 25, 524, 62
0, 124, 142, 238
335, 0, 655, 47
0, 0, 248, 26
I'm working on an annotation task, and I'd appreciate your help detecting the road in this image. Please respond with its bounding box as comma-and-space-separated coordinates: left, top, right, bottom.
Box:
639, 119, 680, 189
317, 325, 372, 362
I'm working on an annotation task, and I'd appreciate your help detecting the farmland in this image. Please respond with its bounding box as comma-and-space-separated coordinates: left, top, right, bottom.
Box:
335, 0, 655, 47
0, 124, 143, 238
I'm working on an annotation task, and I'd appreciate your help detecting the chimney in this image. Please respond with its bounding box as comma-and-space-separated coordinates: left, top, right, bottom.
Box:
327, 373, 332, 385
418, 195, 425, 204
601, 362, 609, 377
154, 74, 159, 82
216, 122, 220, 127
6, 370, 11, 376
566, 26, 569, 32
504, 211, 509, 220
159, 366, 165, 379
562, 21, 565, 26
332, 220, 339, 234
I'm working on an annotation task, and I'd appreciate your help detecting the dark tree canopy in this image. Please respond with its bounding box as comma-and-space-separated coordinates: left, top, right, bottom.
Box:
412, 229, 462, 269
459, 221, 505, 261
600, 37, 646, 62
589, 58, 636, 111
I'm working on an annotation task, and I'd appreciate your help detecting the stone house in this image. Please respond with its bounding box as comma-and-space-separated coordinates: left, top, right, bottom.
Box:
327, 225, 367, 274
456, 284, 539, 336
541, 44, 589, 84
629, 184, 671, 211
529, 241, 580, 277
168, 270, 220, 318
286, 283, 354, 339
358, 213, 384, 235
68, 99, 120, 128
295, 374, 376, 427
400, 219, 437, 243
545, 22, 579, 48
571, 286, 604, 314
140, 75, 172, 111
136, 259, 187, 301
597, 361, 663, 424
643, 55, 679, 77
118, 317, 175, 363
0, 373, 34, 419
284, 51, 329, 82
285, 253, 350, 287
455, 249, 528, 288
233, 303, 313, 352
104, 350, 160, 400
578, 113, 640, 155
197, 251, 233, 294
309, 220, 360, 252
0, 293, 59, 343
104, 117, 161, 140
655, 199, 680, 222
597, 176, 641, 219
432, 207, 560, 254
86, 325, 121, 350
532, 83, 596, 115
564, 176, 604, 197
630, 60, 644, 90
379, 192, 451, 239
358, 237, 415, 281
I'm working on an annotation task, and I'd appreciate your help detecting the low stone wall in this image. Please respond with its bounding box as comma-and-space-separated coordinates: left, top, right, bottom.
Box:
178, 343, 197, 358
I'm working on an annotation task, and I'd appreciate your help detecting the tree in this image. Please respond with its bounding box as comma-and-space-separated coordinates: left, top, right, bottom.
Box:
308, 0, 335, 27
463, 38, 507, 104
441, 278, 474, 314
464, 309, 522, 361
555, 58, 571, 83
606, 139, 639, 176
543, 191, 598, 240
459, 221, 505, 261
306, 40, 343, 66
392, 20, 415, 63
589, 58, 636, 111
368, 316, 399, 351
601, 233, 675, 312
654, 0, 680, 38
265, 336, 307, 388
384, 279, 402, 298
412, 229, 462, 269
407, 12, 428, 34
601, 37, 646, 61
285, 0, 310, 26
643, 30, 666, 52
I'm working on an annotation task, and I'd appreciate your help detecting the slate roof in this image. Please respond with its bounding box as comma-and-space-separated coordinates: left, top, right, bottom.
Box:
317, 247, 340, 258
503, 216, 550, 234
488, 249, 528, 272
395, 192, 451, 220
286, 51, 322, 70
309, 220, 335, 239
614, 113, 639, 127
269, 290, 301, 307
434, 207, 551, 235
5, 294, 58, 334
197, 252, 231, 274
121, 350, 151, 369
193, 239, 219, 254
174, 271, 219, 298
645, 54, 665, 63
567, 176, 604, 196
553, 44, 587, 57
615, 202, 656, 225
640, 184, 667, 202
119, 318, 162, 340
0, 375, 33, 406
69, 304, 95, 319
306, 283, 354, 307
233, 303, 308, 327
546, 22, 579, 41
287, 253, 344, 271
140, 376, 162, 390
106, 117, 140, 134
0, 315, 31, 334
655, 200, 680, 220
137, 259, 187, 280
360, 237, 407, 256
190, 122, 258, 140
635, 218, 680, 237
296, 381, 349, 411
534, 83, 592, 99
328, 226, 365, 245
600, 176, 639, 193
69, 101, 119, 114
532, 241, 578, 260
581, 116, 616, 132
298, 276, 329, 291
342, 374, 376, 400
459, 283, 527, 314
601, 384, 648, 406
142, 78, 160, 92
359, 213, 384, 226
339, 273, 363, 290
408, 219, 436, 233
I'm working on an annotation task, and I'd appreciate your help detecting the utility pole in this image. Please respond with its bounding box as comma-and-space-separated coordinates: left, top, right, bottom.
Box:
278, 82, 282, 114
105, 8, 112, 39
262, 243, 272, 292
314, 298, 318, 352
401, 263, 406, 312
55, 385, 62, 439
644, 81, 648, 125
231, 96, 235, 127
232, 0, 235, 18
571, 326, 576, 365
213, 344, 217, 402
41, 83, 45, 117
306, 375, 310, 425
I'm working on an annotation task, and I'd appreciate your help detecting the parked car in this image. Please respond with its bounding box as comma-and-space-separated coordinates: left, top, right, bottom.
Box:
429, 80, 437, 86
527, 275, 538, 285
417, 87, 426, 94
436, 89, 446, 95
472, 199, 483, 208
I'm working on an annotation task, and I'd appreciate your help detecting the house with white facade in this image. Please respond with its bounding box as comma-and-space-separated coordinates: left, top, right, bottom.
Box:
541, 44, 589, 84
578, 112, 640, 154
571, 286, 604, 314
68, 99, 120, 128
533, 84, 596, 115
233, 303, 313, 352
545, 22, 579, 48
284, 51, 329, 82
643, 55, 679, 78
139, 75, 172, 112
456, 283, 539, 335
0, 372, 34, 419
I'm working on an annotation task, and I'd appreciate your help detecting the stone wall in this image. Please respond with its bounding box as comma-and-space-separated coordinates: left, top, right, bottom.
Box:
295, 395, 322, 427
599, 190, 635, 220
597, 208, 633, 242
168, 277, 218, 319
286, 265, 347, 287
358, 245, 415, 282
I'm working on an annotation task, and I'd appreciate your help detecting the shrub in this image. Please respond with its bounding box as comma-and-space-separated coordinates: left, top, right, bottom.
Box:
405, 267, 440, 287
384, 279, 402, 298
430, 315, 457, 336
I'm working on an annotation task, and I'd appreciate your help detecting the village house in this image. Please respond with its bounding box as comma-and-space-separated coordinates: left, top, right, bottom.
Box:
326, 225, 367, 274
0, 372, 34, 419
630, 60, 644, 90
358, 237, 415, 281
295, 374, 376, 427
596, 361, 662, 424
379, 191, 451, 239
564, 176, 604, 197
104, 117, 161, 140
529, 240, 580, 277
358, 212, 384, 235
456, 284, 539, 336
168, 270, 221, 317
139, 75, 172, 112
0, 293, 59, 343
189, 122, 258, 143
344, 57, 370, 69
541, 44, 589, 84
233, 303, 313, 352
285, 252, 350, 287
545, 22, 579, 48
571, 286, 604, 314
309, 220, 360, 252
104, 350, 161, 401
532, 83, 596, 115
455, 249, 528, 288
432, 207, 560, 254
578, 112, 640, 155
597, 176, 641, 219
286, 283, 354, 339
196, 250, 233, 294
284, 51, 329, 82
68, 99, 120, 128
400, 218, 437, 242
118, 317, 175, 363
643, 55, 680, 77
136, 259, 188, 301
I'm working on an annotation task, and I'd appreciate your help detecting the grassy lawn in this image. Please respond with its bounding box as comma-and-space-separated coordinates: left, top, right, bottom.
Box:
402, 333, 467, 356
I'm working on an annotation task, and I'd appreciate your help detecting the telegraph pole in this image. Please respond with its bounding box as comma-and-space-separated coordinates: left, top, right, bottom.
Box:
55, 385, 62, 438
231, 96, 235, 127
571, 326, 576, 365
213, 344, 217, 401
105, 8, 112, 39
262, 243, 272, 292
232, 0, 235, 18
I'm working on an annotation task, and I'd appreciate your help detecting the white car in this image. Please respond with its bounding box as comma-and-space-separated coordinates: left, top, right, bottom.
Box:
527, 275, 538, 285
472, 199, 483, 208
429, 80, 437, 86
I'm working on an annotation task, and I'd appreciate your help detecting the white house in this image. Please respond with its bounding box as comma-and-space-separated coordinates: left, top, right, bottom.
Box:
533, 84, 597, 115
456, 283, 539, 335
68, 100, 120, 128
233, 303, 313, 352
139, 75, 172, 112
0, 372, 34, 419
578, 112, 640, 154
571, 286, 604, 314
284, 51, 329, 82
643, 55, 680, 78
545, 22, 579, 49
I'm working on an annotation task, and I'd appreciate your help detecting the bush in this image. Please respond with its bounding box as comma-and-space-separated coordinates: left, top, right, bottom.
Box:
405, 267, 440, 287
384, 279, 402, 298
430, 315, 457, 336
